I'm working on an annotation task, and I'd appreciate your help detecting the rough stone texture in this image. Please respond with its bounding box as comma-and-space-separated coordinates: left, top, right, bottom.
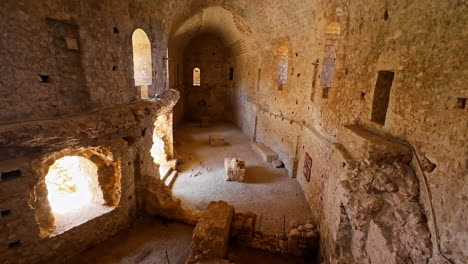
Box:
187, 201, 235, 263
1, 0, 466, 263
230, 212, 256, 242
231, 216, 319, 258
224, 158, 246, 182
0, 90, 187, 263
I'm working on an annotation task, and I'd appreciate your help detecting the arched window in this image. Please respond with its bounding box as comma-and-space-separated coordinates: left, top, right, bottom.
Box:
276, 47, 289, 86
193, 67, 201, 86
320, 22, 340, 98
274, 38, 291, 90
132, 29, 152, 98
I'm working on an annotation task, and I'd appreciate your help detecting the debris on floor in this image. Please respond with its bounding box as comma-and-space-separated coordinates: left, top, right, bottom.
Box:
224, 158, 246, 182
209, 135, 226, 146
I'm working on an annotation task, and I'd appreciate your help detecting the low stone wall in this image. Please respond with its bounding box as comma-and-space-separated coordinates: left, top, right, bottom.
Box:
230, 211, 318, 257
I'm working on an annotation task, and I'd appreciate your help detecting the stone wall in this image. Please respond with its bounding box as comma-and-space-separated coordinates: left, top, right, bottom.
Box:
1, 0, 466, 263
182, 34, 233, 122
0, 91, 180, 263
167, 1, 466, 263
0, 0, 169, 124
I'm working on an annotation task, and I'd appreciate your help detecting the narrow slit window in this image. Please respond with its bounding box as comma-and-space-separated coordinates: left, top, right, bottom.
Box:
371, 71, 395, 125
320, 22, 340, 98
193, 67, 201, 86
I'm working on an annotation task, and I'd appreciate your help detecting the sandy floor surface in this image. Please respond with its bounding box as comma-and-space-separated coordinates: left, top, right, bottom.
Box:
173, 122, 313, 234
73, 217, 315, 264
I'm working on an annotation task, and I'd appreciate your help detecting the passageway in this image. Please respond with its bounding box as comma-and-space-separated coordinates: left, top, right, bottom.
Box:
172, 122, 313, 234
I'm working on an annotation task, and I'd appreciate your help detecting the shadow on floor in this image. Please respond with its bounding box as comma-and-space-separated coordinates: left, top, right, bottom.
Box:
228, 245, 316, 264
244, 165, 283, 184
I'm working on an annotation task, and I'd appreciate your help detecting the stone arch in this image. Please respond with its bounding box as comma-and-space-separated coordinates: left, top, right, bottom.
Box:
31, 147, 121, 237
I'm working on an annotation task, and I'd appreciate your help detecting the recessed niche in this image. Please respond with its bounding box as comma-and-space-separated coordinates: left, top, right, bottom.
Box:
1, 170, 22, 181
1, 210, 11, 217
39, 75, 49, 83
360, 92, 366, 100
384, 9, 389, 21
112, 66, 118, 71
8, 241, 21, 249
371, 71, 395, 125
229, 68, 234, 80
113, 27, 119, 34
456, 98, 466, 109
123, 136, 136, 145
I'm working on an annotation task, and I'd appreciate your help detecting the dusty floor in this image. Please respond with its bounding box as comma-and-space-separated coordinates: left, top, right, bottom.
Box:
73, 217, 314, 264
72, 217, 193, 264
173, 122, 314, 234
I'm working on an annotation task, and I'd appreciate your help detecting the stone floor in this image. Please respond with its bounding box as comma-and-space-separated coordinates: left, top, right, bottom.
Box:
173, 122, 313, 234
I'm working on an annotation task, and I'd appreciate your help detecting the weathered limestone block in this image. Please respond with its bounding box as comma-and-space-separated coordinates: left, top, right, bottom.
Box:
230, 212, 256, 241
252, 142, 278, 162
209, 135, 225, 146
224, 158, 245, 182
187, 201, 235, 263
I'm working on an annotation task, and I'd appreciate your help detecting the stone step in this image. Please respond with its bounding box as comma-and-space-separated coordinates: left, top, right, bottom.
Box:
165, 170, 178, 187
252, 142, 278, 163
161, 166, 173, 182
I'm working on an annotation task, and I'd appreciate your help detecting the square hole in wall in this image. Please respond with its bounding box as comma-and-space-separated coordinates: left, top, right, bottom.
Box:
1, 170, 22, 181
1, 210, 11, 217
112, 66, 118, 71
456, 98, 466, 109
39, 75, 49, 83
8, 241, 22, 249
113, 27, 119, 34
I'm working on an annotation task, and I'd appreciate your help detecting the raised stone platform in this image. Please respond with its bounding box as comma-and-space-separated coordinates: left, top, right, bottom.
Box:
252, 142, 278, 163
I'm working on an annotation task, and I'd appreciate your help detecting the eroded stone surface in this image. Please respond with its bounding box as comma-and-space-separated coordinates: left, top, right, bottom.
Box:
224, 158, 246, 182
187, 201, 235, 263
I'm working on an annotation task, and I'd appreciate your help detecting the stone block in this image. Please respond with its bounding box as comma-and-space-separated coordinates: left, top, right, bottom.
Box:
209, 135, 225, 146
224, 158, 245, 182
187, 201, 235, 263
252, 142, 278, 162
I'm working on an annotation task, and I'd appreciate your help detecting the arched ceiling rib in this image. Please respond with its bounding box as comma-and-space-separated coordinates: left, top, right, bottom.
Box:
169, 6, 256, 54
